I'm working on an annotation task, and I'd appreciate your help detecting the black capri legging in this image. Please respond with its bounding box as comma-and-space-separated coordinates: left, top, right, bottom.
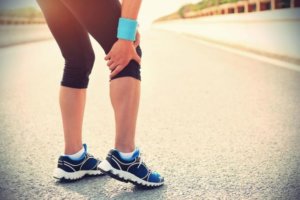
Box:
36, 0, 142, 89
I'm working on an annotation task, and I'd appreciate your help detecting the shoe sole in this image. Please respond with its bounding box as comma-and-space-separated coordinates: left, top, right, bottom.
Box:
53, 168, 104, 181
98, 160, 164, 188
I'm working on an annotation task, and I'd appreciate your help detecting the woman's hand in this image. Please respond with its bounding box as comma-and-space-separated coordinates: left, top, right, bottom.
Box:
105, 38, 141, 79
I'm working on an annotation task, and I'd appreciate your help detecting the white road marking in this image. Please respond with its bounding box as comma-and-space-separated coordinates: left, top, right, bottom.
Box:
181, 33, 300, 72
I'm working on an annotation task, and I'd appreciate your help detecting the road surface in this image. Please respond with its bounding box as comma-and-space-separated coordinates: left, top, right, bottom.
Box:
0, 24, 52, 47
0, 29, 299, 199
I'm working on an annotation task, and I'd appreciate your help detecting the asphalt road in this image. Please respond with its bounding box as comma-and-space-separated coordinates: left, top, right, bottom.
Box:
0, 29, 299, 200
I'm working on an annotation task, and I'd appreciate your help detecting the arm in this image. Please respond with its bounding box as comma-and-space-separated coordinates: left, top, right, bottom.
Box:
121, 0, 141, 48
121, 0, 142, 20
105, 0, 142, 79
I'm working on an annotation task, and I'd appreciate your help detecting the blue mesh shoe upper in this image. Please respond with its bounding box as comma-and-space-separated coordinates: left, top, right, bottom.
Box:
57, 144, 100, 172
105, 148, 164, 184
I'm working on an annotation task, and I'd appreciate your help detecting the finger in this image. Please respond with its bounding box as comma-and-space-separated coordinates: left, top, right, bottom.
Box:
109, 62, 119, 71
107, 60, 114, 67
133, 53, 141, 65
110, 65, 123, 78
108, 56, 121, 67
105, 53, 111, 61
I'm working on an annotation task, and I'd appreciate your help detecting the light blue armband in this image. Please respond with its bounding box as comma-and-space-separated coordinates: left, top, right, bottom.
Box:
117, 17, 138, 41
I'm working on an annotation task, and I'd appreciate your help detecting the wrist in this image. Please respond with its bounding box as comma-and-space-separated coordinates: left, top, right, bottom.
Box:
118, 39, 133, 44
117, 17, 138, 41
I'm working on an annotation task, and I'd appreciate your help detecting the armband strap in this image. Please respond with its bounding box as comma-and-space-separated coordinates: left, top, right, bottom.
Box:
117, 17, 138, 41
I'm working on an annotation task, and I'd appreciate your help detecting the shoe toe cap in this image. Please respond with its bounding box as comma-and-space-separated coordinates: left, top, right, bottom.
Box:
148, 171, 164, 183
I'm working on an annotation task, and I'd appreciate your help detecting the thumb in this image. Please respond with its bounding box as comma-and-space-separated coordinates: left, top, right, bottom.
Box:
134, 37, 140, 48
133, 40, 138, 48
133, 53, 141, 65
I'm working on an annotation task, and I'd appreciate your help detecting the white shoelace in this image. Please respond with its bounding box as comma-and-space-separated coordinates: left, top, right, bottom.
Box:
137, 152, 143, 169
137, 152, 151, 173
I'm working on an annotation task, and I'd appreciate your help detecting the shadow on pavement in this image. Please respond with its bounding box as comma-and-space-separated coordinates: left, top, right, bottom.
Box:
54, 175, 167, 199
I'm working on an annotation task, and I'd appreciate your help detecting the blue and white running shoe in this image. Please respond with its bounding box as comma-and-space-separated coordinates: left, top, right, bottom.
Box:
53, 144, 103, 181
98, 148, 164, 188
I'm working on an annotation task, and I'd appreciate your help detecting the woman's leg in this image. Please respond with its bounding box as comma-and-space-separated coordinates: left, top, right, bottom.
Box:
60, 0, 142, 153
59, 87, 86, 154
110, 77, 140, 152
37, 0, 95, 154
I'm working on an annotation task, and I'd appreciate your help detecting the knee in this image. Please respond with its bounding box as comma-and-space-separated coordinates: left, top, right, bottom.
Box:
84, 52, 96, 74
61, 52, 95, 89
110, 45, 142, 82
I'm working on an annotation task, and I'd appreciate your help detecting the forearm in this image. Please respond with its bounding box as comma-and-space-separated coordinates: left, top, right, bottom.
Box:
121, 0, 142, 20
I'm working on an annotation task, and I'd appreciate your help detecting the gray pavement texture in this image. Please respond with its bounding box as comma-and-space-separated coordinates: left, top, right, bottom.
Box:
0, 29, 300, 200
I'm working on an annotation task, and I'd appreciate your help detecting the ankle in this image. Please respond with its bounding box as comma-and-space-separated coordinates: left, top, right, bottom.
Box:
64, 146, 85, 161
116, 147, 139, 161
64, 144, 83, 155
115, 144, 135, 153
